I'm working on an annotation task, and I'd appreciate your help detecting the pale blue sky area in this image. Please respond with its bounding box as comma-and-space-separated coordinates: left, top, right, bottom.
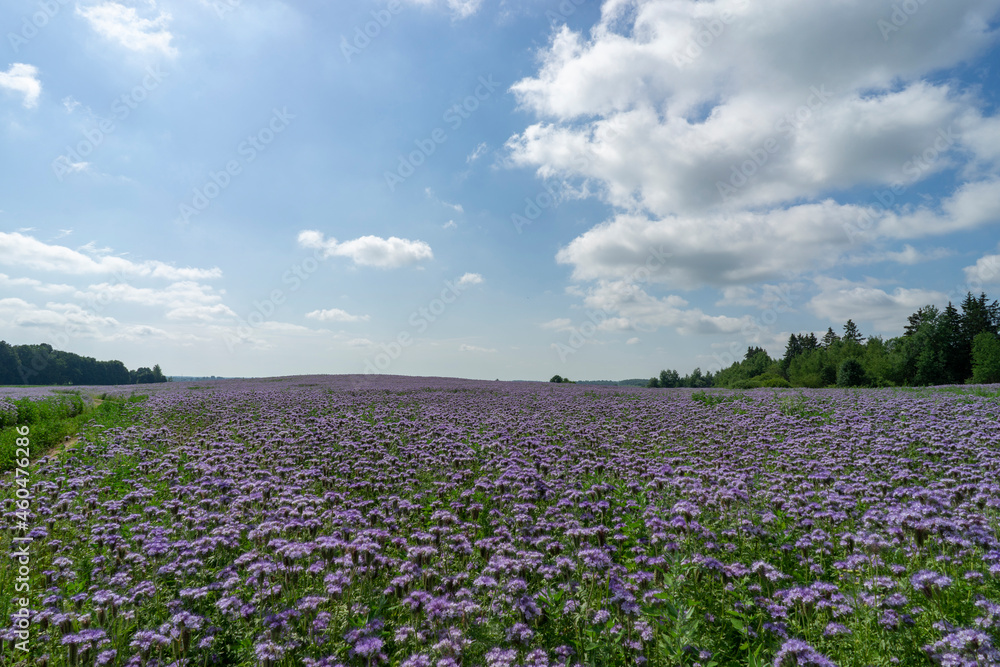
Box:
2, 0, 1000, 380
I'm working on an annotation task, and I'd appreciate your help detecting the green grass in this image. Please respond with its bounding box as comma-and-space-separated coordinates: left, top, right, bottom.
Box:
0, 393, 147, 472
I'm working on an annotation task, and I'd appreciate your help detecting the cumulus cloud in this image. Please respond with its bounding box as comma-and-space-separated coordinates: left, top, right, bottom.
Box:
456, 273, 483, 287
0, 232, 222, 281
808, 278, 948, 333
507, 0, 1000, 336
0, 297, 119, 338
77, 2, 178, 57
0, 273, 75, 295
579, 280, 751, 335
555, 204, 854, 289
305, 308, 370, 323
963, 250, 1000, 285
298, 230, 433, 269
0, 63, 42, 108
72, 281, 234, 322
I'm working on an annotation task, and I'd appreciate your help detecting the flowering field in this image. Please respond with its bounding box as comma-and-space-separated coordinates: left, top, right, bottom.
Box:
2, 376, 1000, 666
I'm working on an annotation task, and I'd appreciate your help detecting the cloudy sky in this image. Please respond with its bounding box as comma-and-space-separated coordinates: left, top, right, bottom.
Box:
1, 0, 1000, 381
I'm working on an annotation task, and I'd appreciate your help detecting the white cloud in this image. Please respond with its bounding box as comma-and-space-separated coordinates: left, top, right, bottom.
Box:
626, 337, 640, 344
73, 281, 234, 321
305, 308, 370, 323
345, 337, 376, 347
0, 273, 75, 295
555, 203, 855, 290
298, 230, 433, 269
963, 249, 1000, 285
76, 2, 178, 57
401, 0, 482, 19
442, 220, 457, 229
540, 317, 573, 331
0, 297, 119, 338
808, 277, 948, 332
0, 63, 42, 109
0, 232, 222, 281
579, 280, 751, 335
876, 178, 1000, 239
62, 96, 81, 113
467, 142, 488, 163
844, 244, 954, 266
425, 188, 464, 213
459, 343, 496, 353
110, 324, 174, 341
456, 272, 483, 287
508, 0, 1000, 317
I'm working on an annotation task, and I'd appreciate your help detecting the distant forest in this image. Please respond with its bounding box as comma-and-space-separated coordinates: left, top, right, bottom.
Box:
646, 291, 1000, 389
0, 341, 169, 386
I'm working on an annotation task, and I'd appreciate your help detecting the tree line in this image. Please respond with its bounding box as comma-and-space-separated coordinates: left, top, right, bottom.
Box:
0, 341, 169, 386
647, 291, 1000, 389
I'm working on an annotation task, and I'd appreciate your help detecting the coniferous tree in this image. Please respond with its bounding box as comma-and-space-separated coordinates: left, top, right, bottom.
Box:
821, 327, 840, 348
905, 305, 938, 337
938, 303, 964, 383
843, 319, 863, 344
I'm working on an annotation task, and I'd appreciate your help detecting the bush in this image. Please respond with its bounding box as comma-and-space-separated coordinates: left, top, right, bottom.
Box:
731, 379, 758, 389
836, 359, 867, 387
759, 376, 792, 388
0, 399, 16, 428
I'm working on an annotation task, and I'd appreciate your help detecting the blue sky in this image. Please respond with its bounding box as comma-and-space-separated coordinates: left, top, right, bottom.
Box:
1, 0, 1000, 381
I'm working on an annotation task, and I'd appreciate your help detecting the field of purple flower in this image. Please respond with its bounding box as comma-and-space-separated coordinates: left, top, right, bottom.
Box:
3, 376, 1000, 666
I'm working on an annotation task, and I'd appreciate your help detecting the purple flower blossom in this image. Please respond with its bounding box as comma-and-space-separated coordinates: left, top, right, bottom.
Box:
773, 639, 836, 667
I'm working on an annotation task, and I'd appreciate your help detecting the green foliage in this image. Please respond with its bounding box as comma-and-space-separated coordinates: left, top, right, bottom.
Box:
691, 390, 743, 405
971, 332, 1000, 383
0, 339, 168, 386
836, 358, 867, 387
645, 291, 1000, 391
0, 394, 142, 471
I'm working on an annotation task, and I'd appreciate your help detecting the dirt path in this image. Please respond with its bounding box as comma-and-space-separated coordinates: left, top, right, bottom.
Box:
40, 395, 104, 461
